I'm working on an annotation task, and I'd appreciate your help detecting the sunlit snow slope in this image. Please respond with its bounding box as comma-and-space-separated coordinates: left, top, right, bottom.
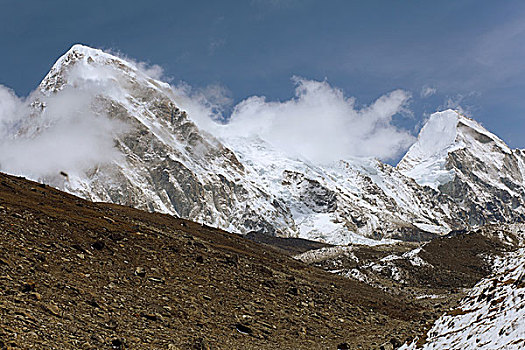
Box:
400, 225, 525, 350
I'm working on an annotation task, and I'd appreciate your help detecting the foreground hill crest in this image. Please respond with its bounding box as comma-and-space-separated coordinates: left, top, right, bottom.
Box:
7, 44, 525, 244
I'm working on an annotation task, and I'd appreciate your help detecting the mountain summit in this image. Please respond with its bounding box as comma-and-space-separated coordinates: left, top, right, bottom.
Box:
399, 109, 525, 226
7, 45, 525, 243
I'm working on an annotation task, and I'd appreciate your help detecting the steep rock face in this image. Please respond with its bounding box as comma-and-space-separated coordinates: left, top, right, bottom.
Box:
184, 135, 466, 244
398, 110, 525, 227
33, 45, 295, 236
8, 45, 525, 244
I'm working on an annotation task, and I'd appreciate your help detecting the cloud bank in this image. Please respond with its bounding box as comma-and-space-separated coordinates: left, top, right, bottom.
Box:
0, 84, 126, 181
182, 77, 415, 163
0, 50, 173, 181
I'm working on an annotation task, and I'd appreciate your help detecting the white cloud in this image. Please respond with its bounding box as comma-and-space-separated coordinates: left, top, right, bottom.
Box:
135, 62, 164, 80
0, 84, 127, 180
183, 77, 415, 163
421, 86, 437, 98
0, 85, 27, 138
107, 48, 166, 81
169, 82, 233, 130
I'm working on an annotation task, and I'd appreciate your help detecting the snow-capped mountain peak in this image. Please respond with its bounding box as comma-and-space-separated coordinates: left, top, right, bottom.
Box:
399, 109, 525, 227
397, 110, 461, 189
398, 109, 512, 189
6, 45, 525, 244
40, 44, 170, 94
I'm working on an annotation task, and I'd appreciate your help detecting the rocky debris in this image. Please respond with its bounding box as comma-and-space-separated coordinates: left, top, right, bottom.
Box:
379, 337, 402, 350
134, 267, 146, 277
0, 171, 442, 349
380, 342, 394, 350
399, 245, 525, 349
44, 303, 61, 317
91, 240, 105, 250
110, 337, 125, 349
20, 280, 36, 293
292, 225, 525, 349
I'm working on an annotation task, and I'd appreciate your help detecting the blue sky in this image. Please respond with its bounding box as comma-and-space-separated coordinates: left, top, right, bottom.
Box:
2, 0, 525, 150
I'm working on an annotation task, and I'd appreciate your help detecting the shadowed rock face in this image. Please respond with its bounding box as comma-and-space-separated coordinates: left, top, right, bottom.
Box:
12, 45, 525, 244
435, 122, 525, 227
399, 111, 525, 232
282, 171, 337, 213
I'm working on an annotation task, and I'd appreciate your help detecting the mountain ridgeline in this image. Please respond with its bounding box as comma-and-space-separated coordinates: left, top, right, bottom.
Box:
10, 45, 525, 244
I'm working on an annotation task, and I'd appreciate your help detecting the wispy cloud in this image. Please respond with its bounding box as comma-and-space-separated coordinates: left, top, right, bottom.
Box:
0, 84, 127, 180
420, 86, 437, 98
208, 38, 226, 55
182, 77, 415, 163
469, 16, 525, 88
439, 91, 481, 117
108, 48, 166, 80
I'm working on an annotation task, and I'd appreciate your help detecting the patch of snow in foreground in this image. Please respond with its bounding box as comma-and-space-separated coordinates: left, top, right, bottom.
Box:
400, 247, 525, 350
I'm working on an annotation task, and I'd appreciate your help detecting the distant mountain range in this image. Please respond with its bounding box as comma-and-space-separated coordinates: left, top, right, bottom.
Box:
7, 45, 525, 244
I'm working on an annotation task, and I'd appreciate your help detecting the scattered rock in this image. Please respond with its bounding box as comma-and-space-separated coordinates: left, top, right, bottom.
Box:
110, 337, 125, 349
141, 313, 158, 321
235, 323, 253, 335
379, 341, 394, 350
192, 337, 211, 350
390, 337, 402, 348
148, 277, 164, 283
44, 303, 60, 317
287, 286, 299, 296
135, 267, 146, 277
91, 241, 105, 250
20, 280, 36, 293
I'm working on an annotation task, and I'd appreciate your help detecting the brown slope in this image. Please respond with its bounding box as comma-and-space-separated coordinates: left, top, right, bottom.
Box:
0, 172, 425, 350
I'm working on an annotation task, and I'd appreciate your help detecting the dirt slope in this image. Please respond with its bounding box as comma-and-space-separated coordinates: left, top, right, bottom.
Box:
0, 172, 435, 349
